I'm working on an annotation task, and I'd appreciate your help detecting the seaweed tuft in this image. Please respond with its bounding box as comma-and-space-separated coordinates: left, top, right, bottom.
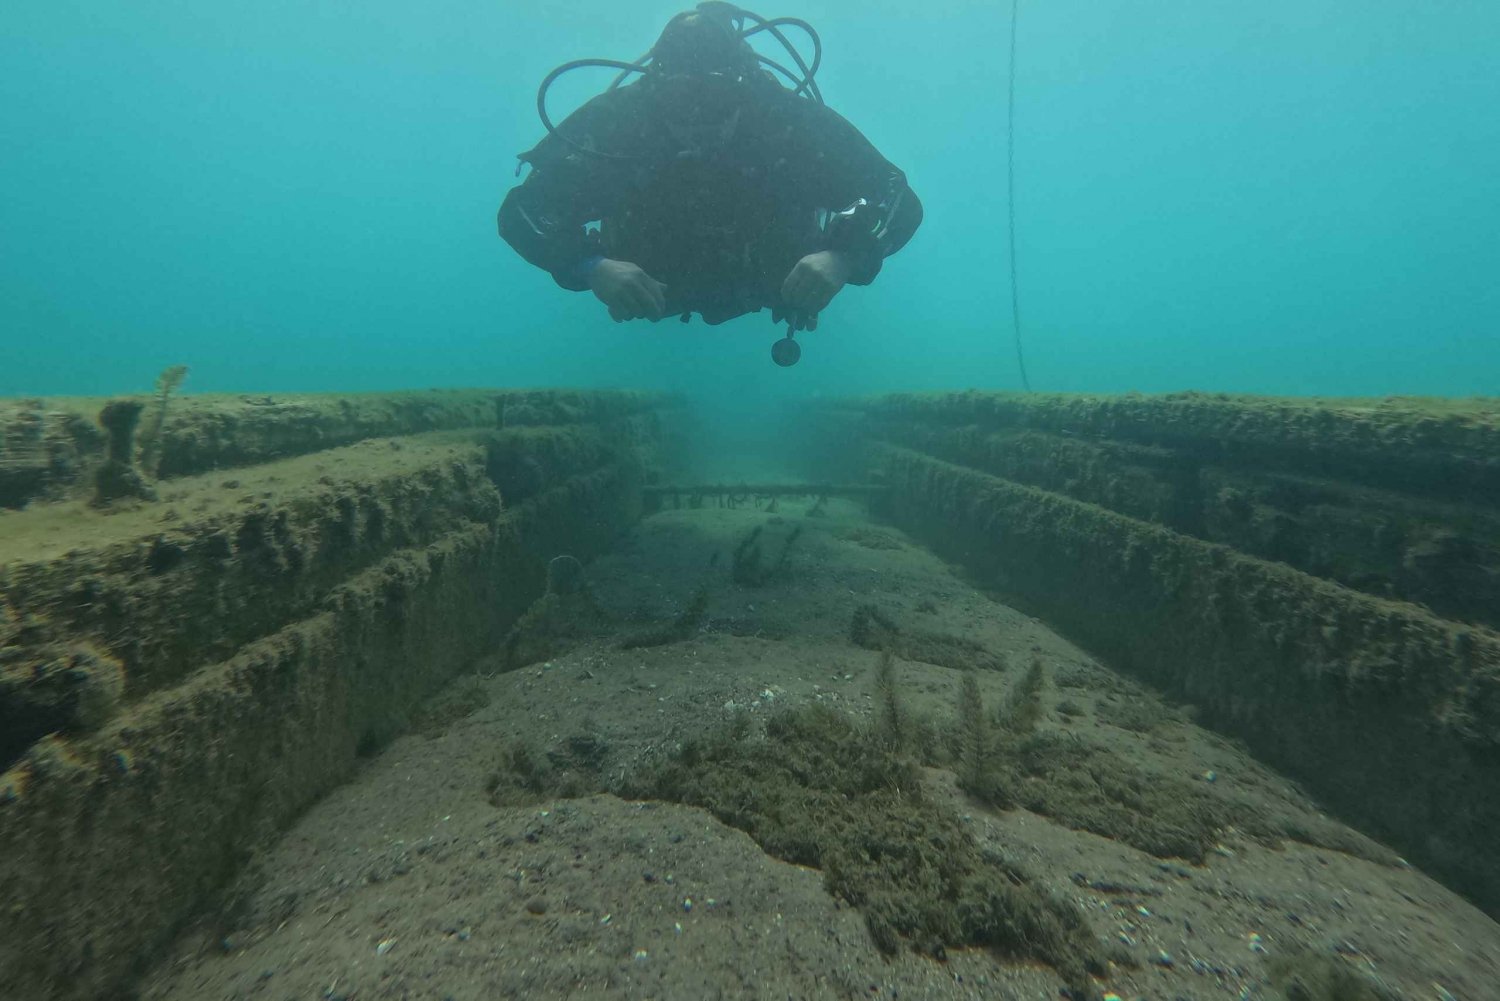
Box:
138, 364, 189, 478
874, 649, 904, 749
732, 522, 804, 586
91, 400, 155, 506
486, 729, 607, 806
621, 703, 1105, 995
998, 656, 1045, 737
850, 604, 1005, 672
619, 587, 708, 649
1266, 949, 1403, 1001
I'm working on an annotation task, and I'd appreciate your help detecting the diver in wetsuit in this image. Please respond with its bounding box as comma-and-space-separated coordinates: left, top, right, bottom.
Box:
497, 3, 922, 363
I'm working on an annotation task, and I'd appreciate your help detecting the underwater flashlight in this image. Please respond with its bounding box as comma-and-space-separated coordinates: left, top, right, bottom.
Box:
771, 325, 801, 366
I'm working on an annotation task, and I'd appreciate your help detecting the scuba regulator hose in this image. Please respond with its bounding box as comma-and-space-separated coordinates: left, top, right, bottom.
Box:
534, 5, 824, 161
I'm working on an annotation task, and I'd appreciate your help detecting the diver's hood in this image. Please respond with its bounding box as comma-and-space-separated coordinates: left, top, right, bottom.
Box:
526, 2, 823, 167
643, 5, 762, 149
648, 5, 759, 81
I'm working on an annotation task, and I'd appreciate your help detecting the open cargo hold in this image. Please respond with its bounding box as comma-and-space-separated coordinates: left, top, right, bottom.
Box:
2, 388, 1496, 999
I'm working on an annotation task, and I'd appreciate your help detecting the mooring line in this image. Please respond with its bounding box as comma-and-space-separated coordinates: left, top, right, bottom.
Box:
1008, 0, 1033, 391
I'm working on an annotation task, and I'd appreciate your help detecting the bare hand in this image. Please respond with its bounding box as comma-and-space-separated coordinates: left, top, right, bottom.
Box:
589, 259, 668, 322
779, 250, 853, 325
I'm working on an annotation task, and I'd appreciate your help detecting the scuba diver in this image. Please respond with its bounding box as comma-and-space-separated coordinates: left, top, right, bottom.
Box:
497, 2, 923, 366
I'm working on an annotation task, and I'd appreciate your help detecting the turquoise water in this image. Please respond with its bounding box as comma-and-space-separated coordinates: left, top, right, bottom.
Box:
4, 0, 1497, 402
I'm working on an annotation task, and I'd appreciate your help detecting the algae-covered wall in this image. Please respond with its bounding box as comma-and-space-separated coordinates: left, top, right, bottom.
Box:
0, 388, 679, 1000
811, 391, 1500, 917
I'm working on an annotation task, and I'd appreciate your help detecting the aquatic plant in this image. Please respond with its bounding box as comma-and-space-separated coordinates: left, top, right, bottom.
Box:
410, 674, 490, 738
849, 604, 1004, 672
874, 649, 903, 749
951, 657, 1243, 858
546, 554, 585, 595
486, 729, 607, 807
90, 399, 155, 506
137, 364, 188, 478
619, 587, 707, 649
839, 525, 904, 550
997, 655, 1045, 736
952, 669, 1023, 808
731, 525, 764, 584
499, 554, 607, 669
950, 652, 1393, 865
486, 740, 549, 804
731, 522, 803, 586
774, 525, 803, 575
956, 670, 989, 792
1266, 949, 1403, 1001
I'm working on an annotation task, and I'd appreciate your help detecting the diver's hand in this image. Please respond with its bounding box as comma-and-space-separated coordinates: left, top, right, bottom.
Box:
589, 259, 667, 322
780, 250, 853, 319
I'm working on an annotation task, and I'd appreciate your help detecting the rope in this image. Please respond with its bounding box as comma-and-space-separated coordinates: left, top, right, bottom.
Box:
1007, 0, 1032, 391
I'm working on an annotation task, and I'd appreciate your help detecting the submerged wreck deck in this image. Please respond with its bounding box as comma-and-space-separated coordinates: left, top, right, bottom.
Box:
1, 388, 1496, 1000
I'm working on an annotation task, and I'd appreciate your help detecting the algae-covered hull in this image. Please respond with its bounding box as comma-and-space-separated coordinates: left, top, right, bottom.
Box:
0, 389, 680, 999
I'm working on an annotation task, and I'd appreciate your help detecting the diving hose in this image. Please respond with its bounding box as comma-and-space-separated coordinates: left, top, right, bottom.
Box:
534, 4, 823, 164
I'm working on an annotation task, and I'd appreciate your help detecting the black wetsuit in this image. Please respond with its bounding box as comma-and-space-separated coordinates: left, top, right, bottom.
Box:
498, 72, 923, 325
